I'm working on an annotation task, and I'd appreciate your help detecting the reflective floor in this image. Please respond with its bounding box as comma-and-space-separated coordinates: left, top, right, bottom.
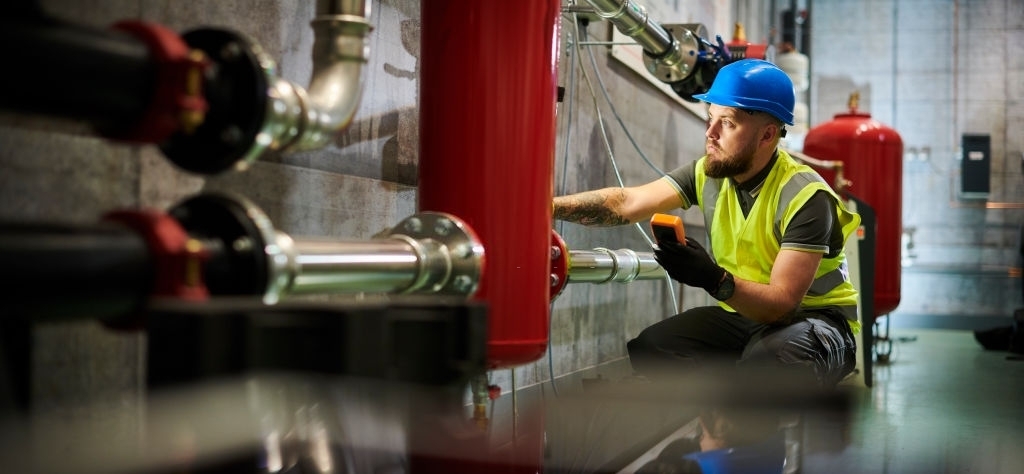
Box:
804, 328, 1024, 473
3, 328, 1022, 473
617, 328, 1024, 474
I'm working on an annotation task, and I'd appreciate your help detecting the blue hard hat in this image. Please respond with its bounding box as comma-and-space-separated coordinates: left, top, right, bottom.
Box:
693, 59, 796, 125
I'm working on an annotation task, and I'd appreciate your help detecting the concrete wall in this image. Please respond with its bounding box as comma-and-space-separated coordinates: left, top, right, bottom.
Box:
810, 0, 1024, 329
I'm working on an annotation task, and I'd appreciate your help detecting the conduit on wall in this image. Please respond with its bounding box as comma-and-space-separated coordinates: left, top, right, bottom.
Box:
419, 0, 561, 369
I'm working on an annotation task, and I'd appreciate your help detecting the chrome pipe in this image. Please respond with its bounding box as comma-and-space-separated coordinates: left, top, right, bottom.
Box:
287, 238, 423, 294
581, 1, 700, 85
288, 0, 373, 151
237, 0, 372, 168
286, 236, 453, 295
567, 248, 666, 284
583, 0, 673, 57
269, 212, 483, 301
193, 194, 483, 303
316, 0, 370, 16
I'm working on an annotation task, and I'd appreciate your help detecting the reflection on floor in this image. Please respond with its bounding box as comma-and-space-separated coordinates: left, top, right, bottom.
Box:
5, 328, 1022, 472
804, 328, 1024, 473
612, 329, 1024, 474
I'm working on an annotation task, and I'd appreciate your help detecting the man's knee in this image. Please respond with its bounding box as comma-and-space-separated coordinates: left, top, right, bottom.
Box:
627, 325, 664, 354
626, 327, 701, 377
626, 329, 663, 371
740, 317, 855, 386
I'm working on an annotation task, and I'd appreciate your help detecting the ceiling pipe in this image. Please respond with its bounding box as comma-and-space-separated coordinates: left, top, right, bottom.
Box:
582, 0, 702, 85
584, 0, 674, 56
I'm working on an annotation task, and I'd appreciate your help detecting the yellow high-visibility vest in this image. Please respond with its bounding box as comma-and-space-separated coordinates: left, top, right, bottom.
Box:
694, 150, 862, 329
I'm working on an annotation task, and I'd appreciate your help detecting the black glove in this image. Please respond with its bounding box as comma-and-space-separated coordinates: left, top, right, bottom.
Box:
654, 237, 726, 293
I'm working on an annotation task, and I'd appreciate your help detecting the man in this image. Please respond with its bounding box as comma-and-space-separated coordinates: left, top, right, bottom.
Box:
553, 59, 860, 387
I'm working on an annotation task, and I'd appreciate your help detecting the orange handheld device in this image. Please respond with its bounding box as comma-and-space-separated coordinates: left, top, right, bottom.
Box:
650, 213, 686, 245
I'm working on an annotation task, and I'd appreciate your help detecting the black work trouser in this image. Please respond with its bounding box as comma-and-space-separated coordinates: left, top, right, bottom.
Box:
626, 305, 857, 388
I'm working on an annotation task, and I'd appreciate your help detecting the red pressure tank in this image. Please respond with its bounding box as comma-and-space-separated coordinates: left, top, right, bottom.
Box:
803, 93, 904, 319
419, 0, 560, 369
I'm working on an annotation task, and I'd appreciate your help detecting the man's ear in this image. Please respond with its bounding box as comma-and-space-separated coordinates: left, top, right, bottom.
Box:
760, 122, 780, 144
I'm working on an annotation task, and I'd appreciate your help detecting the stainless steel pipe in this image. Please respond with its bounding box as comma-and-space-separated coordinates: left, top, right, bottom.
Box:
286, 238, 429, 294
581, 1, 702, 86
236, 0, 373, 168
175, 194, 484, 304
583, 0, 673, 57
286, 230, 477, 296
568, 247, 666, 284
268, 213, 484, 302
290, 0, 373, 151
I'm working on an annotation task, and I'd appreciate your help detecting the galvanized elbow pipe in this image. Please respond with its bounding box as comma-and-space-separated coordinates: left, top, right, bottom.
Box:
161, 2, 373, 174
262, 0, 372, 154
567, 248, 666, 284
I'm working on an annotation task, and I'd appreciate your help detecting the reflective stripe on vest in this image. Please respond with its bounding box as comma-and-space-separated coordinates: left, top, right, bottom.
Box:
774, 170, 851, 297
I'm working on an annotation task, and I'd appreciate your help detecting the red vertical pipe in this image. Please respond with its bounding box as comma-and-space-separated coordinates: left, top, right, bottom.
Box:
419, 0, 560, 369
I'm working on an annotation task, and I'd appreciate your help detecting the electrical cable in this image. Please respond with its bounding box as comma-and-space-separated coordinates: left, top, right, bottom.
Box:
583, 28, 667, 178
544, 7, 588, 399
544, 6, 684, 401
579, 20, 682, 313
574, 19, 680, 314
555, 11, 578, 239
573, 21, 651, 247
575, 23, 626, 189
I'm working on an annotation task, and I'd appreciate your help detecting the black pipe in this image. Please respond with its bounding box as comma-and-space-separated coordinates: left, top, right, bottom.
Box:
0, 221, 155, 322
0, 15, 155, 134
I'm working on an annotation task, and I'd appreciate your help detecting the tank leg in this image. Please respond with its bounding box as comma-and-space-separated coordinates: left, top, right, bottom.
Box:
874, 314, 893, 364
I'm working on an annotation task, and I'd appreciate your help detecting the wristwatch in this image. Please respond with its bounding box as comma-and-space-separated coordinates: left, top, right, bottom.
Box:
711, 272, 735, 301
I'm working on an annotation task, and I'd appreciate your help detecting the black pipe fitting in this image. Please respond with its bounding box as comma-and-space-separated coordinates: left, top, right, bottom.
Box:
160, 29, 269, 174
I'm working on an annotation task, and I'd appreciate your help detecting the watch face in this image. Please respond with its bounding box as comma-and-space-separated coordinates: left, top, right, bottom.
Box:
714, 274, 735, 301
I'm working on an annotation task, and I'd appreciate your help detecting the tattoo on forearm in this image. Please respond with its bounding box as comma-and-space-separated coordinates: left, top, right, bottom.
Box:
553, 189, 629, 226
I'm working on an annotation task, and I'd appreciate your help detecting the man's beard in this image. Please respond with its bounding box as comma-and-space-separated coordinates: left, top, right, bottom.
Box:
704, 140, 757, 179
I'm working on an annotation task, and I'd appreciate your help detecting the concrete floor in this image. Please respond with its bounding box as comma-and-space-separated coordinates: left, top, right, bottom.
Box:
802, 328, 1024, 474
612, 328, 1024, 474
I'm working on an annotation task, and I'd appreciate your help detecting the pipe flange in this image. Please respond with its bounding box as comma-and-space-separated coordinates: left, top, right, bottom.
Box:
169, 192, 293, 302
108, 21, 209, 144
643, 23, 704, 84
550, 230, 570, 299
387, 212, 484, 296
160, 28, 270, 174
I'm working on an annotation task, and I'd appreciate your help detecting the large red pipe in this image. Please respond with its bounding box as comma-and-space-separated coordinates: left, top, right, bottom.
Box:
419, 0, 560, 369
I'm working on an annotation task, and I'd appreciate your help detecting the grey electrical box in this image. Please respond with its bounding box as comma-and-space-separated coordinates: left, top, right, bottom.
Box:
961, 134, 990, 198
